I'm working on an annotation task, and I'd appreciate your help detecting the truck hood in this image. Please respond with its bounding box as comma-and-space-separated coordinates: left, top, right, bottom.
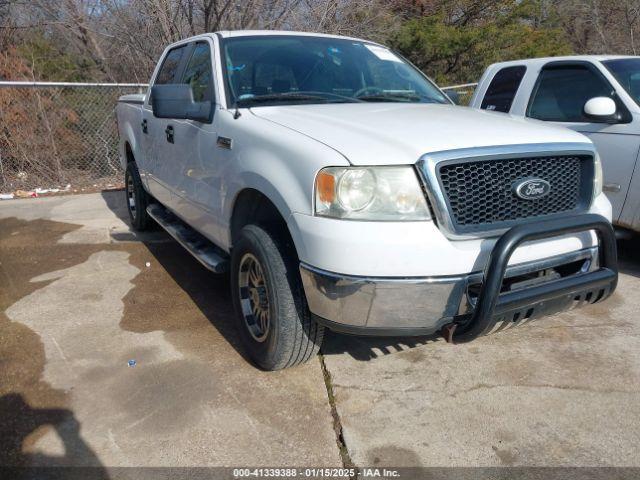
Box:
250, 103, 591, 165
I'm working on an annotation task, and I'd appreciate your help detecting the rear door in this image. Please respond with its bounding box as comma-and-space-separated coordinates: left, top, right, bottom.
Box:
525, 61, 639, 220
144, 43, 190, 208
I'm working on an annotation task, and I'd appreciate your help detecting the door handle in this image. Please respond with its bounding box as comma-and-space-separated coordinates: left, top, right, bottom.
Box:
141, 119, 148, 134
165, 125, 174, 144
603, 183, 621, 193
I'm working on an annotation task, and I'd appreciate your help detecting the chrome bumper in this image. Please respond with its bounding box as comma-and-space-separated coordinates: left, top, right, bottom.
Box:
300, 247, 599, 336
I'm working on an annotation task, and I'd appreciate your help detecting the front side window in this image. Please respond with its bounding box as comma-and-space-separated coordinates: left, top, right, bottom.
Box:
155, 46, 187, 85
481, 65, 526, 113
181, 42, 214, 102
528, 65, 613, 122
602, 58, 640, 107
221, 35, 449, 107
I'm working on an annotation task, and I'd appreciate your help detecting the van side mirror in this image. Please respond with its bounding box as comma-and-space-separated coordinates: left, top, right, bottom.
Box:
584, 97, 617, 122
444, 89, 461, 105
151, 84, 211, 122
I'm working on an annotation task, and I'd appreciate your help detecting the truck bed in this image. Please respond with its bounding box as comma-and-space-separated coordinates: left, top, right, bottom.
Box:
115, 94, 145, 170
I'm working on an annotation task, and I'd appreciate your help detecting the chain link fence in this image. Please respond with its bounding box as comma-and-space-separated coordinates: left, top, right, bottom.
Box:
0, 82, 147, 194
0, 81, 476, 196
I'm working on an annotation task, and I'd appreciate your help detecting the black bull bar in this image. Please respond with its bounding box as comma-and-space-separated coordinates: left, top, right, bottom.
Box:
443, 214, 618, 344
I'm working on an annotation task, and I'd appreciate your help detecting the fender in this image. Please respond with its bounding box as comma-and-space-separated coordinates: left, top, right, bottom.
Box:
224, 172, 307, 256
218, 109, 349, 252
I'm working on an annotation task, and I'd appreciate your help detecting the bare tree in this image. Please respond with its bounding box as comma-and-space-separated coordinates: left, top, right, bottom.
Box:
620, 0, 640, 54
550, 0, 640, 55
96, 0, 397, 80
26, 0, 114, 78
290, 0, 396, 40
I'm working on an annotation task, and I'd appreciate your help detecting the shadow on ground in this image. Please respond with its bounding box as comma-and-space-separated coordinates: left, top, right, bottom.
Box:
321, 331, 442, 361
0, 217, 109, 478
0, 394, 108, 479
618, 234, 640, 278
100, 190, 250, 365
100, 190, 640, 363
99, 191, 442, 363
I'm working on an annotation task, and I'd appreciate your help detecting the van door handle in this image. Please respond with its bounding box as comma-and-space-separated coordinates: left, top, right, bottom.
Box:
141, 119, 148, 134
165, 125, 174, 143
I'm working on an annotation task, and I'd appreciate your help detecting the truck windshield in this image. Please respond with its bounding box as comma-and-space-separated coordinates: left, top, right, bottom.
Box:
602, 58, 640, 107
221, 35, 449, 107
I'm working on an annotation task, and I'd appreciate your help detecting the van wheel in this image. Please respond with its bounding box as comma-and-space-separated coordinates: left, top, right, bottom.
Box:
231, 224, 324, 370
125, 162, 151, 231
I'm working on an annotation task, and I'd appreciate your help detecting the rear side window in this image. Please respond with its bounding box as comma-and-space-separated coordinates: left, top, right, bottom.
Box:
528, 65, 613, 122
481, 66, 526, 113
180, 42, 214, 102
155, 46, 187, 85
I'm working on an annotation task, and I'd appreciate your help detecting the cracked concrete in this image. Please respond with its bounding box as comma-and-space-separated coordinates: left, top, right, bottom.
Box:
321, 252, 640, 467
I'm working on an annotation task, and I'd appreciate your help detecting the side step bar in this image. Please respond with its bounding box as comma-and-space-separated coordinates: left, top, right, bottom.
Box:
146, 204, 229, 273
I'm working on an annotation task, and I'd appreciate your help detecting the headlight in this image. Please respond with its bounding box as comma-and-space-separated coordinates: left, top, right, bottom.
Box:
593, 152, 603, 201
315, 166, 431, 221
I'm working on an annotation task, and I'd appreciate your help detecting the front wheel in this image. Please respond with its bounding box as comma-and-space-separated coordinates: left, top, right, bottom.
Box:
231, 224, 324, 370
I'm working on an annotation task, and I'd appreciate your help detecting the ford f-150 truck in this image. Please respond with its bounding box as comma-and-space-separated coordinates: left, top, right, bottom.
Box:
470, 55, 640, 234
116, 31, 618, 371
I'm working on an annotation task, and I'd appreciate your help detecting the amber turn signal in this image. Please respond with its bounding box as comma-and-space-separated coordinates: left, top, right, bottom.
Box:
316, 171, 336, 203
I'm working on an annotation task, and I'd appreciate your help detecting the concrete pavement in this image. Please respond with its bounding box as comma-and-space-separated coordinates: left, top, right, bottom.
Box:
1, 191, 639, 471
0, 193, 340, 467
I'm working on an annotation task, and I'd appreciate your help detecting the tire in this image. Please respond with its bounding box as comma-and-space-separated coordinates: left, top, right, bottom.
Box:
231, 224, 324, 370
125, 161, 152, 231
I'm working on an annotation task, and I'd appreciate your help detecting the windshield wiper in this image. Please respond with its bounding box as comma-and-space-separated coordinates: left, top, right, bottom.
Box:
236, 91, 362, 107
236, 93, 330, 106
295, 91, 363, 103
357, 92, 436, 103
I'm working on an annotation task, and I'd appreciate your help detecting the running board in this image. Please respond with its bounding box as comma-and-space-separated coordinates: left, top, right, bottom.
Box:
146, 204, 229, 273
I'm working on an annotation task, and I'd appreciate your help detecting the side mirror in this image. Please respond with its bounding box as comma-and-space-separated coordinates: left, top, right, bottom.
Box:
444, 89, 461, 105
584, 97, 617, 122
151, 84, 211, 122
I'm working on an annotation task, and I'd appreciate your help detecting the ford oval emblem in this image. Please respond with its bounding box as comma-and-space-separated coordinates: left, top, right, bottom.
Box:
513, 178, 551, 200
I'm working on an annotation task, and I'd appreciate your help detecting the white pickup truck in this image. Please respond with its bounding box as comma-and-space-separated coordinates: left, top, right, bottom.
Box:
471, 56, 640, 234
116, 31, 618, 370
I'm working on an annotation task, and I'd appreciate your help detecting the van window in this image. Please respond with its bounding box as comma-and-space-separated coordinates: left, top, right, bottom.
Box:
481, 66, 526, 113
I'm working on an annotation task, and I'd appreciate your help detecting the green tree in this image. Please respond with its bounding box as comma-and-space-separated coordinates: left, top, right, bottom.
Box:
389, 0, 573, 85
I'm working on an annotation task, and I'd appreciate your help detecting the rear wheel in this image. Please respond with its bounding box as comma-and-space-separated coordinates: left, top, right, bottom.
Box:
125, 162, 152, 231
231, 224, 324, 370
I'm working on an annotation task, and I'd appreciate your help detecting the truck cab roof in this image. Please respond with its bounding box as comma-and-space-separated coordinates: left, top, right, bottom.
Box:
162, 30, 381, 50
488, 55, 640, 70
216, 29, 376, 44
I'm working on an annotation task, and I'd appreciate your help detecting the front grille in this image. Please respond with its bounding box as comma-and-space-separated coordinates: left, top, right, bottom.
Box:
437, 155, 592, 233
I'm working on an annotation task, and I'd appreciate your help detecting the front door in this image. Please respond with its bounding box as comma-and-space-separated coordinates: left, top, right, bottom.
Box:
168, 40, 225, 245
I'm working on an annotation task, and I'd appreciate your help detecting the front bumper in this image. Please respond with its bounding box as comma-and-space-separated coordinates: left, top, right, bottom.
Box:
300, 214, 618, 339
